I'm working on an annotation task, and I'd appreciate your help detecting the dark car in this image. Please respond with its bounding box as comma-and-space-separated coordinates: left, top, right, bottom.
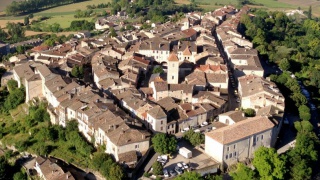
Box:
175, 166, 183, 174
170, 169, 177, 176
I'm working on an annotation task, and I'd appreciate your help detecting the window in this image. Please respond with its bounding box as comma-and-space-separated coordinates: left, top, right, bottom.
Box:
161, 127, 163, 131
229, 153, 232, 158
135, 144, 139, 149
234, 144, 236, 149
161, 121, 163, 125
225, 155, 228, 160
172, 76, 174, 80
172, 124, 174, 128
253, 136, 256, 146
256, 136, 259, 142
234, 152, 237, 157
172, 64, 175, 67
227, 146, 229, 151
261, 135, 264, 140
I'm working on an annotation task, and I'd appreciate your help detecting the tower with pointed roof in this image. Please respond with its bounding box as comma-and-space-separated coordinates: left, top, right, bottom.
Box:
167, 52, 179, 84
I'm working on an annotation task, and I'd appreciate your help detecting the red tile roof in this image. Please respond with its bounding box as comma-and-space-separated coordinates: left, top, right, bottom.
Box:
167, 52, 179, 62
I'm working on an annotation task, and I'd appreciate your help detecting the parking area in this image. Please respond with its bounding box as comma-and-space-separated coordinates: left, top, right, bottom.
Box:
160, 140, 218, 178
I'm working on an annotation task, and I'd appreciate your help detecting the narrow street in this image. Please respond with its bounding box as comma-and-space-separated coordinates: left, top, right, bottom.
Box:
212, 31, 240, 111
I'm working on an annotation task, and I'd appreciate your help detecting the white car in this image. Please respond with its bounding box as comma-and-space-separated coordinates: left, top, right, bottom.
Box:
194, 129, 201, 133
177, 163, 184, 170
201, 122, 208, 127
182, 162, 188, 169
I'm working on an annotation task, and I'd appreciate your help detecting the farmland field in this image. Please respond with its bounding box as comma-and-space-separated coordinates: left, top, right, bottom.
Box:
0, 0, 111, 29
176, 0, 320, 16
0, 0, 23, 11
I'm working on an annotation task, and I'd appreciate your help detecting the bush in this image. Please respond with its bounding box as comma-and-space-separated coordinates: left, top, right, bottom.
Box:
152, 161, 163, 175
243, 108, 256, 117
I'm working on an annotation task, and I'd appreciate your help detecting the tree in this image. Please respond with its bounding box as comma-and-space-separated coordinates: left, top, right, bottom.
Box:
152, 161, 163, 175
13, 172, 27, 180
279, 58, 290, 71
184, 130, 205, 146
0, 157, 9, 179
243, 108, 255, 117
6, 22, 25, 41
109, 27, 117, 37
253, 147, 286, 180
109, 165, 125, 180
71, 65, 81, 78
230, 163, 256, 180
298, 105, 311, 121
24, 16, 29, 26
175, 171, 202, 180
6, 79, 18, 92
206, 174, 223, 180
294, 121, 314, 133
0, 29, 8, 41
152, 133, 177, 154
308, 5, 312, 19
3, 87, 25, 112
152, 66, 164, 74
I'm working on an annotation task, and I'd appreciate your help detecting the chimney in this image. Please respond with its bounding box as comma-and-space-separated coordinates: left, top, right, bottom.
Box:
142, 134, 145, 139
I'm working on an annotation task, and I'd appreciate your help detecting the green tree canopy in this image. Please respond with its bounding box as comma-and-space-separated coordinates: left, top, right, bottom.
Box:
24, 16, 29, 26
13, 171, 27, 180
152, 66, 164, 74
6, 22, 25, 41
152, 161, 163, 175
152, 133, 177, 154
243, 108, 255, 117
298, 105, 311, 121
71, 65, 84, 79
253, 147, 287, 180
6, 79, 18, 92
0, 156, 9, 179
183, 130, 205, 146
174, 171, 202, 180
279, 58, 290, 71
230, 163, 256, 180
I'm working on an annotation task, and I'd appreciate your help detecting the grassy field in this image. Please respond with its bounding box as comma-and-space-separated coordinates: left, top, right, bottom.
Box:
0, 0, 110, 29
176, 0, 320, 16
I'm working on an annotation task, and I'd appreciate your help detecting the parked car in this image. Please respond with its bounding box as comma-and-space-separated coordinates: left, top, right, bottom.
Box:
177, 163, 184, 170
194, 129, 201, 133
169, 169, 177, 177
182, 162, 189, 169
175, 166, 183, 174
163, 169, 169, 178
201, 121, 208, 127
